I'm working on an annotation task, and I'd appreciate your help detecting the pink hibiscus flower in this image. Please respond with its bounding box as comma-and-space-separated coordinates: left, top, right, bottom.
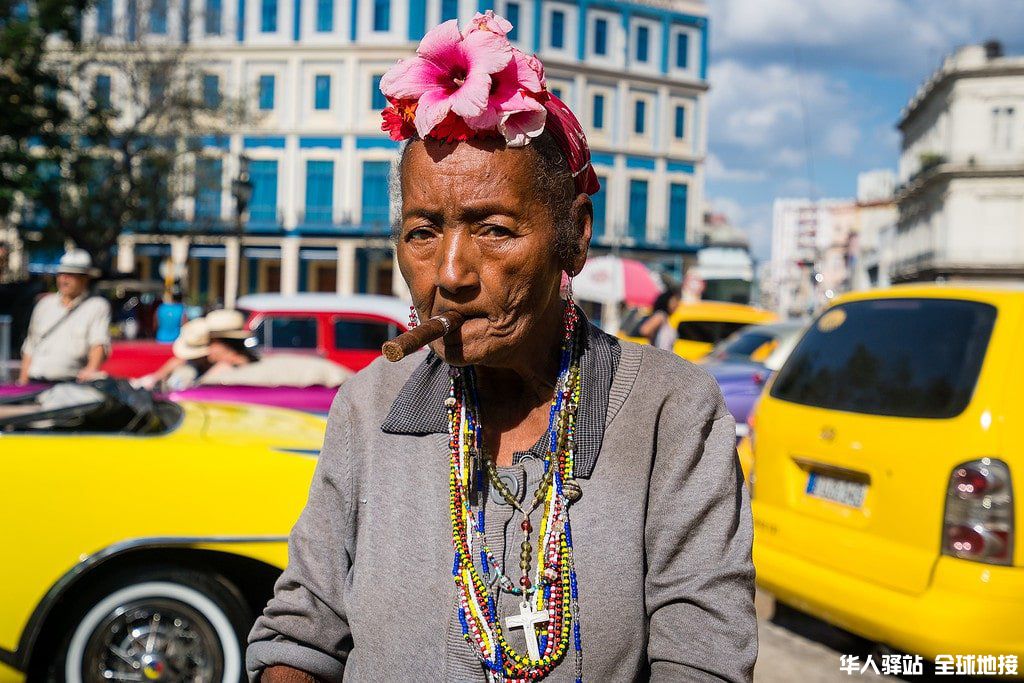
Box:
379, 20, 512, 139
499, 92, 547, 147
463, 10, 513, 37
463, 49, 546, 131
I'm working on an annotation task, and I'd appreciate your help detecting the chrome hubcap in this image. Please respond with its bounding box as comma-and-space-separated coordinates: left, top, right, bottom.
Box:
81, 598, 223, 682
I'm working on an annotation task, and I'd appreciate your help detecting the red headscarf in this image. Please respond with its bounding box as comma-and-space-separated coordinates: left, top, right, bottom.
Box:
542, 94, 601, 196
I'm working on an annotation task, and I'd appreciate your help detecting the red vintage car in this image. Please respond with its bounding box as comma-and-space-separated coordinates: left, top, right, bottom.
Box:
102, 293, 410, 377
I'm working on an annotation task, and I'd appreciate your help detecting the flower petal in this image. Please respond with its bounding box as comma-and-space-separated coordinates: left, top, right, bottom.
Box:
510, 49, 543, 94
449, 71, 492, 118
416, 20, 464, 63
463, 105, 502, 131
379, 57, 445, 99
499, 98, 547, 147
414, 89, 453, 138
461, 29, 513, 75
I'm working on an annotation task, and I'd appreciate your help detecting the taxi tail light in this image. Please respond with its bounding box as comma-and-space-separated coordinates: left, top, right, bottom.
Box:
942, 458, 1014, 566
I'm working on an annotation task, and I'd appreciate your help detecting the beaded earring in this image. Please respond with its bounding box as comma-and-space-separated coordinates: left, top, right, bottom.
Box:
408, 305, 420, 328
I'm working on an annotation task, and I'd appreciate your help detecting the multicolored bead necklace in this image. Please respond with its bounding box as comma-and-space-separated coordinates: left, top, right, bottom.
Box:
446, 301, 584, 683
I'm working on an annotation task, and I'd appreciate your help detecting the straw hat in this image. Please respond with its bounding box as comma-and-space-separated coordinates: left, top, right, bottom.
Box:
56, 249, 101, 278
204, 309, 251, 340
172, 318, 211, 360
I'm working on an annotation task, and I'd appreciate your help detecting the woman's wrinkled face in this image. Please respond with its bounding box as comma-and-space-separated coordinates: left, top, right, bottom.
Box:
397, 139, 568, 367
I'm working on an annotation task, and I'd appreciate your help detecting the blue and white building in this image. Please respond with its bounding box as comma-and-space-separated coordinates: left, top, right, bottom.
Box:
97, 0, 709, 306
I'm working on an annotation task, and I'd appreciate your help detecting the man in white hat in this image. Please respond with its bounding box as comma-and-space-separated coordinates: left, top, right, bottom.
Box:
17, 249, 112, 384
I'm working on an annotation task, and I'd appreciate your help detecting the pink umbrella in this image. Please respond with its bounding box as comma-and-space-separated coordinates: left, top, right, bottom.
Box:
571, 255, 664, 308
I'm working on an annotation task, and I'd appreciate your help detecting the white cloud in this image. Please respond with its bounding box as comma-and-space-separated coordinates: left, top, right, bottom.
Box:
706, 153, 768, 182
824, 121, 861, 157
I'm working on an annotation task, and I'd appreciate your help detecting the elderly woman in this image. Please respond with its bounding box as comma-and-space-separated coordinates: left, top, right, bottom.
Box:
248, 13, 755, 683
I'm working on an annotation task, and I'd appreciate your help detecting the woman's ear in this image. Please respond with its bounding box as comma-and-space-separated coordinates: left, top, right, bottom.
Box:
566, 193, 593, 276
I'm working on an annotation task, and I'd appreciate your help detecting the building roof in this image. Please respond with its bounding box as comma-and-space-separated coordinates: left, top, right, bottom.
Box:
237, 293, 410, 320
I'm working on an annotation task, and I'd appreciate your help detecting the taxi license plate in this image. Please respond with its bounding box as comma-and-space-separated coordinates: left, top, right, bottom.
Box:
805, 471, 867, 508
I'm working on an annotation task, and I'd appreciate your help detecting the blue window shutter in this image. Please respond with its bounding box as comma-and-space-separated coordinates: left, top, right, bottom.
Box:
371, 74, 386, 109
362, 160, 390, 227
316, 0, 333, 30
205, 0, 222, 33
628, 179, 648, 241
195, 158, 224, 219
305, 160, 334, 225
550, 9, 564, 48
259, 75, 275, 110
591, 178, 607, 237
506, 2, 519, 41
669, 183, 688, 245
592, 93, 604, 130
674, 105, 685, 139
97, 0, 113, 35
261, 0, 277, 31
127, 0, 137, 40
203, 74, 221, 108
150, 0, 167, 33
676, 32, 689, 69
95, 74, 111, 108
407, 0, 426, 39
594, 17, 607, 55
634, 99, 646, 135
373, 0, 390, 31
441, 0, 457, 22
636, 25, 649, 62
314, 74, 331, 109
249, 160, 279, 224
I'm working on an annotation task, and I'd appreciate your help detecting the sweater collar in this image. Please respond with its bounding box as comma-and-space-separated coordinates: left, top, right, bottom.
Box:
381, 313, 619, 479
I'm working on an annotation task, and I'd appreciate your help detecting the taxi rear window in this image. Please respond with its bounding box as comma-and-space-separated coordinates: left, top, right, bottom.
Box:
770, 298, 996, 418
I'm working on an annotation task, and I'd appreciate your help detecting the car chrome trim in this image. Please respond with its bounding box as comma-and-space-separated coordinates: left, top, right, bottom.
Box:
272, 447, 321, 457
14, 535, 287, 672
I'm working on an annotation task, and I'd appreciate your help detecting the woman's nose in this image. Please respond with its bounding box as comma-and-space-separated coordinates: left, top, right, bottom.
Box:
435, 230, 479, 295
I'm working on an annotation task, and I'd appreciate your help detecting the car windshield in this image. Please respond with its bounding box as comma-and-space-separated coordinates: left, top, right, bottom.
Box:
0, 379, 183, 434
707, 329, 775, 361
770, 298, 996, 418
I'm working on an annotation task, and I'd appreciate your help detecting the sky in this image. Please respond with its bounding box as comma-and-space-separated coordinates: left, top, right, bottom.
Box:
703, 0, 1024, 262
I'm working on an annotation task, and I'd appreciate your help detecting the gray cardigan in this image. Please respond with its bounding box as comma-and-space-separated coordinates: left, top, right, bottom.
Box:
247, 327, 757, 682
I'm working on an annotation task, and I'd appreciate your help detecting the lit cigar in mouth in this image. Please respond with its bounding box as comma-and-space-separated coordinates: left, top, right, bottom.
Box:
382, 310, 466, 362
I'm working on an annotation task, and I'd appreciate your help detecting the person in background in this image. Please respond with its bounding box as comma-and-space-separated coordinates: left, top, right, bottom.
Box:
17, 250, 111, 384
639, 285, 682, 351
202, 309, 259, 380
155, 288, 186, 343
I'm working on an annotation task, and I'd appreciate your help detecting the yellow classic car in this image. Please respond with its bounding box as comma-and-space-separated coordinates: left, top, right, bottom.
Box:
748, 285, 1024, 668
0, 380, 323, 682
619, 301, 777, 360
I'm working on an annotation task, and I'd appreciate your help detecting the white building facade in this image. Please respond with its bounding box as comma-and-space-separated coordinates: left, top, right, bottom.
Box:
895, 41, 1024, 283
78, 0, 709, 306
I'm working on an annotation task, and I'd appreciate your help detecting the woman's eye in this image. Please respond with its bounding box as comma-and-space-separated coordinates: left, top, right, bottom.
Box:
405, 227, 436, 241
481, 225, 513, 238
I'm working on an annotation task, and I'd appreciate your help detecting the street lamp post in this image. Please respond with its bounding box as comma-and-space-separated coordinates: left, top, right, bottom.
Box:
228, 156, 253, 308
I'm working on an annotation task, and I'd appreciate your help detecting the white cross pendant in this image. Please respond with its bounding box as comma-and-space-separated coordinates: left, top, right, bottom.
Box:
505, 601, 550, 661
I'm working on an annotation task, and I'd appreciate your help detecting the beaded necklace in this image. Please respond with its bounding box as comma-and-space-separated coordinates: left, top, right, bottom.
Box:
446, 302, 584, 683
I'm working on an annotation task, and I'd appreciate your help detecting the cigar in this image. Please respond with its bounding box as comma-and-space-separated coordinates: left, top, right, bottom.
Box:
382, 310, 466, 362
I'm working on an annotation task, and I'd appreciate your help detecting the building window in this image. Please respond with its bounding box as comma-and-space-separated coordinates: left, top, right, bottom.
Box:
305, 160, 334, 225
96, 0, 113, 35
634, 99, 646, 135
635, 25, 649, 62
261, 0, 277, 32
593, 17, 607, 56
441, 0, 458, 22
150, 0, 167, 33
316, 0, 333, 31
674, 105, 686, 140
249, 160, 279, 224
314, 74, 331, 110
628, 179, 648, 241
592, 178, 607, 237
371, 74, 386, 109
592, 93, 605, 130
258, 74, 275, 110
149, 72, 166, 104
362, 160, 391, 226
195, 158, 223, 220
505, 2, 519, 41
373, 0, 390, 31
669, 183, 688, 245
205, 0, 222, 34
550, 9, 564, 49
992, 107, 1016, 149
203, 73, 221, 108
675, 32, 689, 69
550, 86, 563, 100
95, 74, 111, 108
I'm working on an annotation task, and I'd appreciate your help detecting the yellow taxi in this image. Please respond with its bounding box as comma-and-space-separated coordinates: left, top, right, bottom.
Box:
619, 301, 777, 360
0, 380, 323, 682
749, 285, 1024, 666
